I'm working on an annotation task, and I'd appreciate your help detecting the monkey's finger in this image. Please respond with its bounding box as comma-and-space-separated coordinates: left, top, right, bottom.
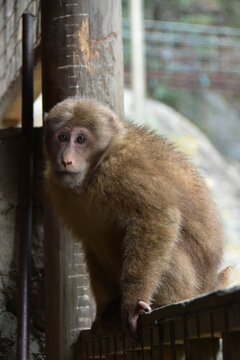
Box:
138, 301, 151, 313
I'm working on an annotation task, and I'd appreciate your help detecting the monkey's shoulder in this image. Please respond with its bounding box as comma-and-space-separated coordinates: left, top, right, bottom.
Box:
120, 126, 190, 166
94, 155, 178, 214
93, 127, 212, 216
109, 127, 197, 183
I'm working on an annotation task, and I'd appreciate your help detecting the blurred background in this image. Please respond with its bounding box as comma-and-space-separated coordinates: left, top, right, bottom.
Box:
122, 0, 240, 284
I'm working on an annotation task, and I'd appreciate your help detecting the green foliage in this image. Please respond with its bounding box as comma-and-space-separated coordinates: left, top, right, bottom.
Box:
151, 86, 180, 108
179, 14, 216, 25
178, 0, 192, 6
122, 0, 129, 18
123, 0, 240, 27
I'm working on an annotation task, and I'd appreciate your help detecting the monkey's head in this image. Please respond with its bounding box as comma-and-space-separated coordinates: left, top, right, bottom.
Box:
44, 98, 124, 190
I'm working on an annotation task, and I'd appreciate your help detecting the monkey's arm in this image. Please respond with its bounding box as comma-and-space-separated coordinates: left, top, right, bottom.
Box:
120, 206, 181, 335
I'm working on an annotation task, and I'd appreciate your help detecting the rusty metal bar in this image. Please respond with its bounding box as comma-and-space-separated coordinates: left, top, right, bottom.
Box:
17, 13, 34, 360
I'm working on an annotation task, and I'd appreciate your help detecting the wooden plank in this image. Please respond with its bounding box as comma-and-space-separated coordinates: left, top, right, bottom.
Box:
1, 64, 42, 128
223, 331, 240, 360
139, 286, 240, 329
76, 288, 240, 360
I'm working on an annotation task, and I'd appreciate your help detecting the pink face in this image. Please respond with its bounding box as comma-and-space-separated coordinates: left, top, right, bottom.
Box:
51, 126, 96, 189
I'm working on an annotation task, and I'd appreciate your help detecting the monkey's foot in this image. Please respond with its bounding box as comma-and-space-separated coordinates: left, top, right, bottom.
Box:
122, 301, 151, 340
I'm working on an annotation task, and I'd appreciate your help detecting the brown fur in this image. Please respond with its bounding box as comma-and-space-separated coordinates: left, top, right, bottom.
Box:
44, 98, 225, 334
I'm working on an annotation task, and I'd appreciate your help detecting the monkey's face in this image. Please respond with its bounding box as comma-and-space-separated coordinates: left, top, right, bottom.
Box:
44, 98, 125, 190
45, 124, 106, 190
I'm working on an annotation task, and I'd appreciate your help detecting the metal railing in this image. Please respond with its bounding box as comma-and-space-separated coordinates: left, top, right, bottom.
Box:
124, 18, 240, 74
123, 19, 240, 90
76, 286, 240, 360
1, 7, 240, 115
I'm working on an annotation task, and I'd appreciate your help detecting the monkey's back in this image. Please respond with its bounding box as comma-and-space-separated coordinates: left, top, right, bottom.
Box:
100, 124, 224, 302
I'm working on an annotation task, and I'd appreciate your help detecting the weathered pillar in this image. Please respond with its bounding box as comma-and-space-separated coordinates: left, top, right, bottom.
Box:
41, 1, 124, 359
41, 0, 124, 117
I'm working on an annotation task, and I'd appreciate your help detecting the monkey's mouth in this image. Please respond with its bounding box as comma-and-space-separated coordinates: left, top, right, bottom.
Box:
53, 169, 85, 190
55, 170, 80, 175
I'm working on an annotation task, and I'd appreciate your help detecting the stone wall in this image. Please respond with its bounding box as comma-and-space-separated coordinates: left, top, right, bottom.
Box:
0, 128, 45, 359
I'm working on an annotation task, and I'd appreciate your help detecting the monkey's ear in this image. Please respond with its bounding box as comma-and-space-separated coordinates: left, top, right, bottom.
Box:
108, 114, 123, 132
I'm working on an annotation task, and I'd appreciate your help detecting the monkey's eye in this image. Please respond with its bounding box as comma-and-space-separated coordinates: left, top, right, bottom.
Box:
77, 135, 86, 144
58, 133, 69, 142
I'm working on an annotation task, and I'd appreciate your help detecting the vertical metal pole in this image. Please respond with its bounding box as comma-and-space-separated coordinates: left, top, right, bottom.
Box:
17, 13, 34, 360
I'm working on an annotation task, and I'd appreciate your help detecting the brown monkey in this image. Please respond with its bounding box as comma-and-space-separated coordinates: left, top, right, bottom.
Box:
44, 98, 226, 337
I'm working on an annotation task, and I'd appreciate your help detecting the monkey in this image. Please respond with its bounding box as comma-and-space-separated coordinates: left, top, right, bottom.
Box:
44, 97, 227, 338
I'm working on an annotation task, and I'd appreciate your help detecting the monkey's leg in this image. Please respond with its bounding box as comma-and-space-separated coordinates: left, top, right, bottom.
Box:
120, 207, 181, 336
83, 246, 120, 328
152, 243, 199, 306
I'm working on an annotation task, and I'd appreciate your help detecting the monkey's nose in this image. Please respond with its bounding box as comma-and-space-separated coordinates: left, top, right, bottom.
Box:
62, 160, 73, 168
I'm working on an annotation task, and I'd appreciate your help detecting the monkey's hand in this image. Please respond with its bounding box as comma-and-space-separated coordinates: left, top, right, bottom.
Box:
122, 301, 151, 339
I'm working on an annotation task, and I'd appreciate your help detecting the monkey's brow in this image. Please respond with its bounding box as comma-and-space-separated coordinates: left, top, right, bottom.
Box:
56, 125, 72, 132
